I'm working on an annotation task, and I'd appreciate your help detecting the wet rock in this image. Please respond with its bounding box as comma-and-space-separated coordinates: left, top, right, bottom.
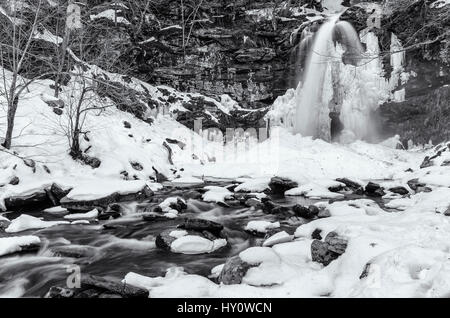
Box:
61, 185, 153, 212
269, 177, 298, 195
389, 186, 410, 196
183, 190, 203, 200
218, 256, 254, 285
98, 203, 122, 220
155, 229, 178, 250
142, 212, 173, 222
47, 183, 72, 206
81, 274, 149, 298
270, 205, 294, 219
179, 218, 224, 237
50, 245, 97, 258
311, 232, 348, 266
169, 198, 188, 213
45, 286, 74, 298
293, 205, 319, 219
244, 198, 261, 208
5, 190, 52, 211
9, 176, 19, 185
364, 182, 385, 197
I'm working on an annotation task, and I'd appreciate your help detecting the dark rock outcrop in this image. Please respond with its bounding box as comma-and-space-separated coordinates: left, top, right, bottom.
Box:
364, 182, 386, 197
178, 218, 224, 237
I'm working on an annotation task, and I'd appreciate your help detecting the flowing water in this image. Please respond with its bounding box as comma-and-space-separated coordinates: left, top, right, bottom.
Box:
0, 183, 318, 298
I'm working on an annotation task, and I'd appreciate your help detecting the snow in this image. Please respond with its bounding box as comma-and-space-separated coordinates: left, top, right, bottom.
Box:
5, 215, 69, 233
263, 231, 293, 247
65, 180, 147, 201
159, 197, 185, 212
43, 206, 68, 215
245, 221, 280, 234
202, 186, 233, 203
63, 209, 99, 221
286, 180, 345, 199
0, 236, 41, 257
170, 236, 227, 255
234, 177, 270, 193
169, 230, 188, 239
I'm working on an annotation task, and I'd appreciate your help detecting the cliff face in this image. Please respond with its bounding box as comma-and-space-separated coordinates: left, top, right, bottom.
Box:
88, 0, 323, 109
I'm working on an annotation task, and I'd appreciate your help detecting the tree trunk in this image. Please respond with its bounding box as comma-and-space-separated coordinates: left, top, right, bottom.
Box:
3, 96, 19, 149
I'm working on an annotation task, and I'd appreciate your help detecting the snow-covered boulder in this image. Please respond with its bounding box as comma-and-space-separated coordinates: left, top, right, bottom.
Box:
0, 235, 41, 257
311, 231, 348, 266
5, 215, 69, 233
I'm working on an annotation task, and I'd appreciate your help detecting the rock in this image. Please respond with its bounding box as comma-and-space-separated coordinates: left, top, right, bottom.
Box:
293, 205, 319, 219
130, 161, 143, 171
420, 156, 434, 169
123, 121, 131, 129
81, 274, 149, 298
165, 138, 186, 150
155, 229, 178, 250
311, 232, 348, 266
9, 176, 19, 185
80, 155, 101, 169
179, 218, 224, 237
45, 99, 65, 109
98, 203, 123, 220
53, 108, 63, 115
218, 256, 253, 285
50, 245, 97, 258
244, 198, 261, 208
183, 190, 203, 200
47, 183, 72, 206
169, 198, 188, 213
336, 178, 362, 190
45, 286, 74, 298
389, 186, 409, 195
270, 205, 294, 219
311, 228, 322, 240
262, 231, 293, 247
142, 212, 173, 222
317, 209, 331, 219
444, 206, 450, 216
61, 185, 153, 212
5, 190, 52, 211
442, 160, 450, 167
268, 177, 298, 194
364, 182, 385, 197
407, 179, 432, 193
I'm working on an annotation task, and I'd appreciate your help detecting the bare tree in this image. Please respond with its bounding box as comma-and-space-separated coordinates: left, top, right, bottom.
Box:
0, 0, 46, 149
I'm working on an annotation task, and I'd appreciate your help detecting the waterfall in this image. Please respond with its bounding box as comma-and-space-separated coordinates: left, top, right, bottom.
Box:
293, 15, 341, 140
267, 10, 407, 143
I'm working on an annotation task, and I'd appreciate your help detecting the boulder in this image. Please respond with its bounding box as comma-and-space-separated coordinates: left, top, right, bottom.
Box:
335, 178, 362, 190
61, 185, 153, 212
9, 176, 20, 185
218, 256, 254, 285
155, 229, 178, 250
81, 274, 149, 298
364, 182, 385, 197
388, 186, 409, 196
311, 232, 348, 266
293, 205, 319, 219
268, 177, 298, 194
178, 218, 224, 237
4, 190, 52, 211
45, 286, 74, 298
407, 179, 432, 193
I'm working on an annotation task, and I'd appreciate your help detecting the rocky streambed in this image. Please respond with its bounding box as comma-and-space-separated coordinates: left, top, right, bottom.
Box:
0, 176, 424, 298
